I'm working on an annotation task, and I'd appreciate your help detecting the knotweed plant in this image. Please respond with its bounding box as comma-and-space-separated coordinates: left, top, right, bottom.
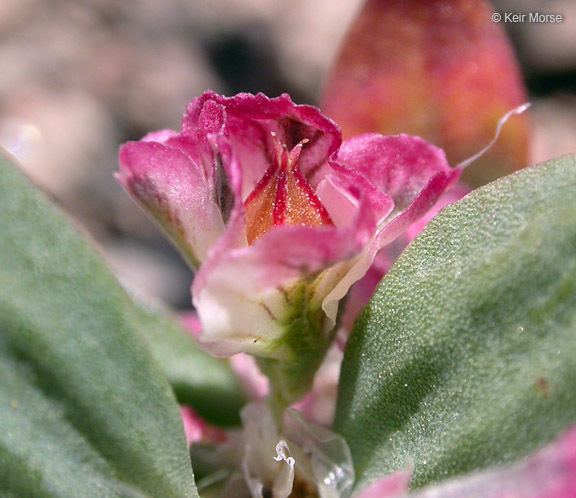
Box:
0, 1, 575, 497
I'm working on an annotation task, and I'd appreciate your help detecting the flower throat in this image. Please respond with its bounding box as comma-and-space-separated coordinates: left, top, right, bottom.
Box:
244, 133, 333, 245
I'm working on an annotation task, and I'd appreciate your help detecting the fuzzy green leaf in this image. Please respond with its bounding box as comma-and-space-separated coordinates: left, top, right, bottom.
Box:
137, 306, 246, 427
0, 152, 198, 497
335, 155, 576, 491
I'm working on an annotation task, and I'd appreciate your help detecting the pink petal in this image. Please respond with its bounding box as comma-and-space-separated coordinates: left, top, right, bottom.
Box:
375, 169, 459, 249
337, 134, 456, 216
319, 161, 395, 226
117, 139, 225, 267
319, 135, 458, 322
182, 91, 342, 198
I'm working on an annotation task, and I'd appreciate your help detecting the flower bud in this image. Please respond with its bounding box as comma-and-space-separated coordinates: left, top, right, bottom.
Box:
321, 0, 530, 186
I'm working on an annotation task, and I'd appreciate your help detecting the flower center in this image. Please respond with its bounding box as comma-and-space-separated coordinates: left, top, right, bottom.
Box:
244, 133, 334, 245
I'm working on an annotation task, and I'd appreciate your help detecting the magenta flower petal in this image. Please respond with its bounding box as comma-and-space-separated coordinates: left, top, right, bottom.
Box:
337, 134, 458, 219
317, 134, 457, 322
376, 169, 459, 249
182, 91, 342, 198
117, 138, 225, 267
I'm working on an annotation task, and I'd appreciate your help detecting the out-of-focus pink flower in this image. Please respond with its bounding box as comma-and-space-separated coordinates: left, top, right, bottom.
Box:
118, 91, 458, 403
180, 406, 227, 446
355, 427, 576, 498
354, 467, 412, 498
321, 0, 530, 187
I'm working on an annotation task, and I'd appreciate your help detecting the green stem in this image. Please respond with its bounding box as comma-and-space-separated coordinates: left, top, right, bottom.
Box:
256, 283, 332, 422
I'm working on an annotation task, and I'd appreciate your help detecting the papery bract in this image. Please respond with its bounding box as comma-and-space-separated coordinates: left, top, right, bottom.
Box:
118, 91, 458, 405
321, 0, 530, 187
217, 402, 354, 498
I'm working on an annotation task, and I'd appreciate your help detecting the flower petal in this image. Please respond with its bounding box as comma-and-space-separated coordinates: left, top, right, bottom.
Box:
117, 139, 225, 267
318, 135, 458, 323
337, 134, 456, 217
183, 91, 342, 198
193, 222, 372, 358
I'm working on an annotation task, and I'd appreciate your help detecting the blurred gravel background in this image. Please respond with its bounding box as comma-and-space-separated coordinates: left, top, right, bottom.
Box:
1, 0, 575, 309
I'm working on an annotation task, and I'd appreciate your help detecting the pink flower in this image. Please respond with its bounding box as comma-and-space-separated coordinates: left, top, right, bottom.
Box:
180, 405, 227, 446
118, 91, 458, 403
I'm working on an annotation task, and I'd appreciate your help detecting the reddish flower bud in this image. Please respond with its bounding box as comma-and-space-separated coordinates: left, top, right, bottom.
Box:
321, 0, 530, 186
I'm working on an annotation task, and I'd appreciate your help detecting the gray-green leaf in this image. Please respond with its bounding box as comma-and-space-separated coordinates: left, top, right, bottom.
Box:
335, 154, 576, 491
0, 152, 198, 497
137, 305, 246, 427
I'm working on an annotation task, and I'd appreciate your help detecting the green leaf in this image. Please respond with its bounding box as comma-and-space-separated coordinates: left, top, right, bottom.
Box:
0, 152, 198, 497
136, 306, 246, 427
335, 155, 576, 491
